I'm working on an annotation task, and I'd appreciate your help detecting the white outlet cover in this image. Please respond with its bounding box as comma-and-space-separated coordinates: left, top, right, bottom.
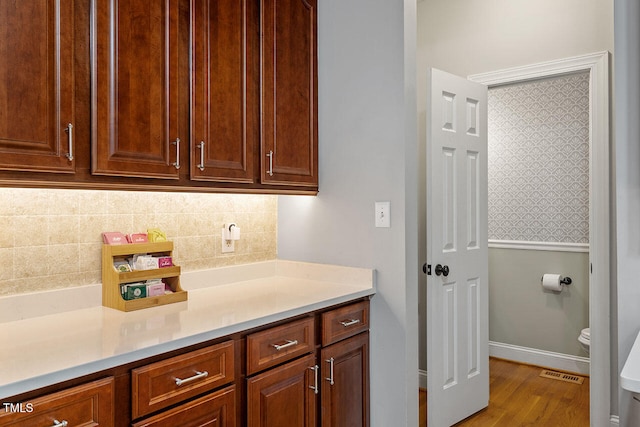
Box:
375, 201, 390, 228
221, 229, 235, 253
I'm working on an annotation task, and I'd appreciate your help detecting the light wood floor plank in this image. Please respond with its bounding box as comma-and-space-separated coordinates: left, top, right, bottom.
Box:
419, 358, 590, 427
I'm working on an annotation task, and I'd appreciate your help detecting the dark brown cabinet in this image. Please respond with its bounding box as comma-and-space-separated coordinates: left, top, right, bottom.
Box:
247, 354, 317, 427
3, 300, 369, 426
0, 0, 76, 174
92, 0, 181, 179
260, 0, 318, 188
0, 0, 318, 193
190, 0, 257, 183
132, 385, 236, 427
0, 377, 114, 426
320, 332, 369, 427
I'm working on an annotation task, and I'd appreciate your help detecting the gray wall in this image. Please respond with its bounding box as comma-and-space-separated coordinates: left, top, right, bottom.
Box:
489, 249, 589, 355
615, 1, 640, 425
277, 0, 419, 425
417, 0, 613, 374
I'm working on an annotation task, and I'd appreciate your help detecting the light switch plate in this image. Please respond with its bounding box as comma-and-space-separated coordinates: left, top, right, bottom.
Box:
375, 201, 390, 228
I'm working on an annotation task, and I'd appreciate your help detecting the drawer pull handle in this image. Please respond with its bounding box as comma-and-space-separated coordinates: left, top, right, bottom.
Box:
272, 339, 298, 351
325, 357, 335, 385
174, 370, 208, 386
340, 318, 361, 327
309, 365, 319, 394
52, 420, 68, 427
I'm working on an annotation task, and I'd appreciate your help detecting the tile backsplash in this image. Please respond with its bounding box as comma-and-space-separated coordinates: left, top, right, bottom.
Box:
0, 188, 277, 296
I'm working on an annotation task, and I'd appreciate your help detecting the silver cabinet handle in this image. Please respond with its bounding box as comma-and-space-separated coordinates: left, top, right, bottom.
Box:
65, 123, 73, 161
51, 421, 68, 427
174, 370, 208, 386
266, 150, 274, 176
172, 138, 181, 170
340, 319, 361, 327
309, 365, 319, 394
197, 141, 205, 171
272, 339, 298, 351
325, 357, 335, 385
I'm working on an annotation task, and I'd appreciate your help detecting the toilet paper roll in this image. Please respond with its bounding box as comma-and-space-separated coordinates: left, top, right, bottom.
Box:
541, 274, 563, 292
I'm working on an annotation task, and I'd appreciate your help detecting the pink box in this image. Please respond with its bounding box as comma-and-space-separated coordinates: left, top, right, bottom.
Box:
158, 256, 173, 268
127, 233, 149, 244
102, 232, 127, 245
147, 283, 165, 297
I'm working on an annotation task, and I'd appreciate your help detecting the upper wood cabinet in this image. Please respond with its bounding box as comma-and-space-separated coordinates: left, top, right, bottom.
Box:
0, 0, 76, 174
260, 0, 318, 188
190, 0, 257, 183
92, 0, 181, 179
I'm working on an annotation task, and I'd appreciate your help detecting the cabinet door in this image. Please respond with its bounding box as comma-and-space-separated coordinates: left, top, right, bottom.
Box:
191, 0, 257, 183
260, 0, 318, 188
247, 353, 317, 427
132, 385, 236, 427
320, 332, 369, 427
92, 0, 181, 179
0, 377, 114, 426
0, 0, 75, 173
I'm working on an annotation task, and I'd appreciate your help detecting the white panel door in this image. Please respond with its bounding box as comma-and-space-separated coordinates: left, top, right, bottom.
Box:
426, 68, 489, 426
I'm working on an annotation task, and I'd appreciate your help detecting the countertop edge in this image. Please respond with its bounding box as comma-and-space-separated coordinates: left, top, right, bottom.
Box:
0, 287, 375, 400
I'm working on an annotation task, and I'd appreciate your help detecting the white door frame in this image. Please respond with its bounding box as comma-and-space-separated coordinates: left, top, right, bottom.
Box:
469, 51, 611, 426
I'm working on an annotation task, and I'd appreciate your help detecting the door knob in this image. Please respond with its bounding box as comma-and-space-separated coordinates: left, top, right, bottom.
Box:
435, 264, 449, 277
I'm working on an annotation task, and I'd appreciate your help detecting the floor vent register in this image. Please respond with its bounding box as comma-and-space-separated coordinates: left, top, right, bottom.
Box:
539, 369, 585, 385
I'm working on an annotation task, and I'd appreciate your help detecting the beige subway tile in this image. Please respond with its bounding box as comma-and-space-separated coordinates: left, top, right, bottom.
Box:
14, 216, 49, 247
0, 216, 15, 248
49, 215, 80, 244
47, 244, 80, 275
12, 189, 50, 216
0, 248, 13, 280
78, 243, 102, 273
77, 191, 109, 215
48, 189, 80, 215
14, 246, 49, 278
0, 189, 16, 215
0, 279, 20, 296
78, 215, 110, 243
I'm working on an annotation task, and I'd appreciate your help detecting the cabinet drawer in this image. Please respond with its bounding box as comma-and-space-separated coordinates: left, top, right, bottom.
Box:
132, 340, 235, 419
0, 377, 114, 426
321, 300, 370, 346
246, 317, 315, 375
132, 384, 236, 427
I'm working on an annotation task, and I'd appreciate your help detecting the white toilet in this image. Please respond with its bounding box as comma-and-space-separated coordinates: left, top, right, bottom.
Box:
578, 328, 590, 354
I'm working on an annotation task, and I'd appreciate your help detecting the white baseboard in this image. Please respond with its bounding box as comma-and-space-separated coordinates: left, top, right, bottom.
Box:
419, 342, 589, 389
489, 341, 590, 375
610, 415, 619, 426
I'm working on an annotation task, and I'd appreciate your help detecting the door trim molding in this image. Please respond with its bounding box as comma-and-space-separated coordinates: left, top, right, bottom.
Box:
469, 51, 611, 427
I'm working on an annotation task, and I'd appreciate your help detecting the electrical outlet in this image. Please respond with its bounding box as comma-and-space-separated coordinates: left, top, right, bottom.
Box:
375, 201, 390, 228
221, 229, 234, 253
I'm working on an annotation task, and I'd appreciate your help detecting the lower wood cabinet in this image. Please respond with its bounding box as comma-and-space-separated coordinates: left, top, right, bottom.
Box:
320, 332, 369, 427
3, 298, 369, 427
0, 377, 114, 426
247, 353, 318, 426
132, 384, 236, 427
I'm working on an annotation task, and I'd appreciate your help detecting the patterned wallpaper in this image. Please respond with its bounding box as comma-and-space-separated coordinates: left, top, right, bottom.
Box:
487, 72, 590, 244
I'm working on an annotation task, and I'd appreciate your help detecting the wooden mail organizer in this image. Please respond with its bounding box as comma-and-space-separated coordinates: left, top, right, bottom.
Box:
102, 241, 187, 312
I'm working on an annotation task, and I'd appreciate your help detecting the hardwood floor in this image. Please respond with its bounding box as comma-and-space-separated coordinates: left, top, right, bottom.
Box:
419, 358, 590, 426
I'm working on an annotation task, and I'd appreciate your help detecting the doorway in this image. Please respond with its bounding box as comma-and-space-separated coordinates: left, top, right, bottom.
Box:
467, 52, 610, 425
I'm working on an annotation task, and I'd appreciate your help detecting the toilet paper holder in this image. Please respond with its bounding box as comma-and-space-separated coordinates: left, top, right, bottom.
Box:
541, 275, 572, 285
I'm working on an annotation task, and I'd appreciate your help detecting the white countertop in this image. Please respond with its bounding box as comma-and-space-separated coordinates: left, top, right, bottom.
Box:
0, 260, 375, 399
621, 329, 640, 393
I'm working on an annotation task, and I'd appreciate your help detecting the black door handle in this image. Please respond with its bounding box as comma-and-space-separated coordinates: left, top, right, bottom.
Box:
435, 264, 449, 277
